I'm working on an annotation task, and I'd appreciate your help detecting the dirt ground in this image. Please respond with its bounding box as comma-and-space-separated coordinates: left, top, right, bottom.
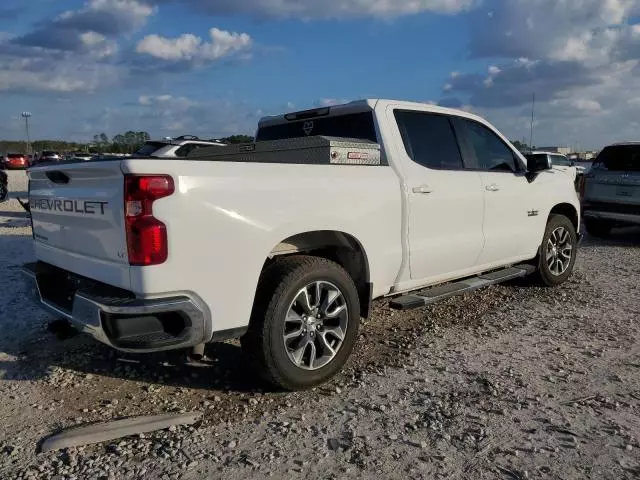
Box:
0, 170, 639, 479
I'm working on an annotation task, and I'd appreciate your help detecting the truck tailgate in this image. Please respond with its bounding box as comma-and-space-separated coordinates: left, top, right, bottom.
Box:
28, 161, 131, 290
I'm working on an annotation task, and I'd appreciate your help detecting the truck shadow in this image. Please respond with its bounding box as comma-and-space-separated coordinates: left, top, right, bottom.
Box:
8, 191, 28, 199
0, 327, 267, 394
1, 225, 638, 398
0, 234, 268, 395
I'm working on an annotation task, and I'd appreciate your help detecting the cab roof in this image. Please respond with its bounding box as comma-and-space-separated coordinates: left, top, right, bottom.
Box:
258, 99, 488, 128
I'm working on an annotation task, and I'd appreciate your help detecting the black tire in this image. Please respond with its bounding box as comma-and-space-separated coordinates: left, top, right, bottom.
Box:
584, 218, 613, 238
241, 255, 360, 391
535, 214, 578, 287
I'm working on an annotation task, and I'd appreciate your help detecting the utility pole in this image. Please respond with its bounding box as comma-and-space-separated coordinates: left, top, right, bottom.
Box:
529, 94, 535, 150
21, 112, 32, 155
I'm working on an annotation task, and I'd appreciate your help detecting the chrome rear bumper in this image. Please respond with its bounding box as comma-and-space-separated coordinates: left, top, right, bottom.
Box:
22, 262, 208, 353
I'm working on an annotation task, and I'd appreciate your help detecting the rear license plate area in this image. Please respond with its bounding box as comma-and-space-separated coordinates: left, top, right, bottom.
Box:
38, 270, 80, 312
616, 186, 635, 197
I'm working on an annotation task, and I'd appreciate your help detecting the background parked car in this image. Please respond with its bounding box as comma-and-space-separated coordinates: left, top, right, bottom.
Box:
68, 152, 94, 161
133, 135, 226, 158
581, 142, 640, 237
2, 153, 29, 170
526, 151, 584, 190
0, 170, 7, 202
31, 151, 61, 166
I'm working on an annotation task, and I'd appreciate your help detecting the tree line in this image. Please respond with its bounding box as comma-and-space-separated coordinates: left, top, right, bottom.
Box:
0, 140, 87, 155
1, 132, 257, 156
90, 132, 255, 153
91, 131, 151, 154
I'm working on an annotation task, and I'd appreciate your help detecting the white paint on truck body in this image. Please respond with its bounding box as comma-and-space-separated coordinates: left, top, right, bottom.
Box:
27, 99, 580, 339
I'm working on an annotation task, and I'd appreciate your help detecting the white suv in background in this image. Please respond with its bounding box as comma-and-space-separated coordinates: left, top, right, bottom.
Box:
529, 151, 586, 174
134, 135, 226, 158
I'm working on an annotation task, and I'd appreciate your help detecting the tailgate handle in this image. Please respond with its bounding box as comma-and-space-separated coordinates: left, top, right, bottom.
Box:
46, 171, 70, 184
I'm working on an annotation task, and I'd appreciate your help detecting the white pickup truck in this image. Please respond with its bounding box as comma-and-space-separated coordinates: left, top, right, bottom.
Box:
23, 99, 581, 390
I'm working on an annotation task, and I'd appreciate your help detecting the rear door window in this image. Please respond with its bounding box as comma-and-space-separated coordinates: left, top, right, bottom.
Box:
394, 110, 463, 170
593, 145, 640, 172
255, 112, 378, 143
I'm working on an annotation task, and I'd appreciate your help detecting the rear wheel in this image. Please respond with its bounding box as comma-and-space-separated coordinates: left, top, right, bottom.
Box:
584, 218, 613, 238
535, 214, 578, 287
241, 256, 360, 391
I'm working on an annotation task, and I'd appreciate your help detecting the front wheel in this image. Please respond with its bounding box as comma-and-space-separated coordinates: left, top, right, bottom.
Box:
241, 256, 360, 391
535, 214, 578, 287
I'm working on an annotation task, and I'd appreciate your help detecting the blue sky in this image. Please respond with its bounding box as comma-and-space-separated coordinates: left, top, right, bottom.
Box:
0, 0, 639, 149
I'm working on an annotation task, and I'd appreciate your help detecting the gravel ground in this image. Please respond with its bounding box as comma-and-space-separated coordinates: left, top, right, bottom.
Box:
0, 169, 639, 479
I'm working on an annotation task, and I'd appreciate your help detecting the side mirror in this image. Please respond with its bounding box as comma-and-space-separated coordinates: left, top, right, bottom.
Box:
527, 155, 552, 174
526, 155, 552, 183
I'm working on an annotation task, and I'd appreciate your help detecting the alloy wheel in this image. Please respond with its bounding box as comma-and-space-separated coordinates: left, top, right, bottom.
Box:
282, 281, 349, 371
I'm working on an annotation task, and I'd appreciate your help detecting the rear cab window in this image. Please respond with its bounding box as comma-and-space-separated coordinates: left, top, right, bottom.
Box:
255, 111, 378, 142
593, 145, 640, 172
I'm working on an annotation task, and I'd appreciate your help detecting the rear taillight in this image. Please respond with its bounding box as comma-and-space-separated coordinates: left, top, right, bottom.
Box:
124, 175, 174, 266
579, 173, 593, 200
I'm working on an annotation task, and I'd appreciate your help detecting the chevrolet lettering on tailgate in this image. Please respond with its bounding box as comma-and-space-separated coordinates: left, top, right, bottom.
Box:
30, 198, 108, 215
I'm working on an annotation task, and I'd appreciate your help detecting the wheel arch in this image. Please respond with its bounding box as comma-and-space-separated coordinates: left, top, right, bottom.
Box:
549, 203, 579, 232
266, 230, 372, 318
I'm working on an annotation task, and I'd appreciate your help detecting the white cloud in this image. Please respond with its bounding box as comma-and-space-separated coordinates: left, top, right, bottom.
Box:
443, 0, 640, 148
57, 0, 155, 34
80, 31, 106, 47
318, 98, 350, 107
138, 94, 195, 110
163, 0, 476, 19
0, 0, 156, 93
80, 31, 118, 58
551, 97, 603, 113
0, 58, 121, 93
136, 27, 252, 63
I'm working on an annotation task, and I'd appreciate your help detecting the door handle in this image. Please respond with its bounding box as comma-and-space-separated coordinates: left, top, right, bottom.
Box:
485, 184, 501, 192
412, 185, 433, 194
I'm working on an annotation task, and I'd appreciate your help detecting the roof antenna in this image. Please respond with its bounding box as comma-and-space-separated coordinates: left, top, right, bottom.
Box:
529, 93, 535, 150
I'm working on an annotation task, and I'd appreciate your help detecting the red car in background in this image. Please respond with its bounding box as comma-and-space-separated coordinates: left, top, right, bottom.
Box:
0, 170, 8, 202
2, 153, 29, 169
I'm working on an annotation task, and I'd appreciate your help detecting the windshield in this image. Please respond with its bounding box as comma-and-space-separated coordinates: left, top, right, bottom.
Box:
593, 145, 640, 172
256, 112, 378, 143
134, 142, 169, 156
